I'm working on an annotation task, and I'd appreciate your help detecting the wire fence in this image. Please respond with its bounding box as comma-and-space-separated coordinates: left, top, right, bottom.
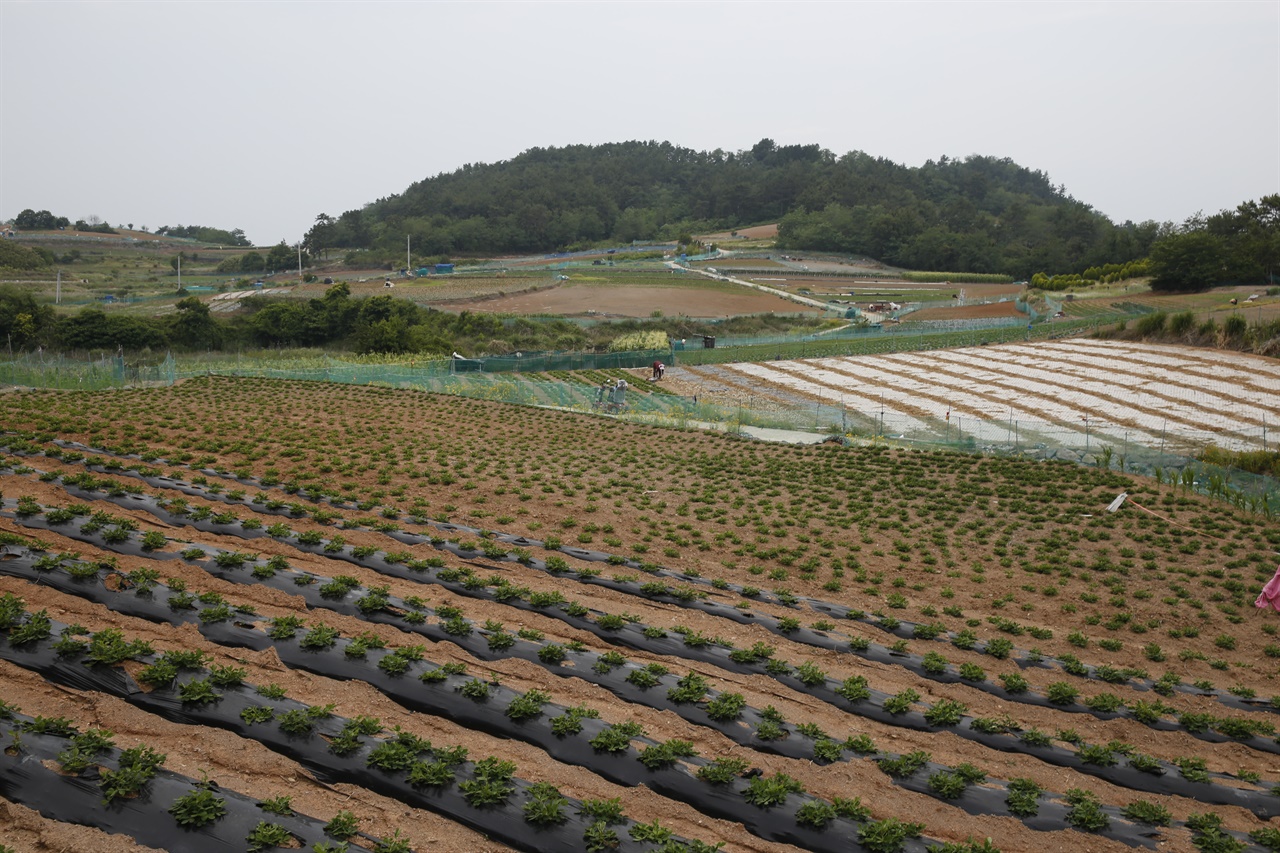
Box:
671, 316, 1116, 365
380, 372, 1276, 512
0, 352, 175, 390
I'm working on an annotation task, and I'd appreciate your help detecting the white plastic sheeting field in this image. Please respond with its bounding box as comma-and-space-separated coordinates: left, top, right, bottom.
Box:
713, 339, 1280, 454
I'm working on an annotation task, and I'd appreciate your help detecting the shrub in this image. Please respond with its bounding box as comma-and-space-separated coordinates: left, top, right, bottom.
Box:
169, 784, 227, 827
858, 818, 923, 853
667, 673, 709, 704
923, 699, 967, 727
998, 672, 1029, 693
742, 772, 804, 807
638, 738, 697, 770
883, 688, 920, 715
697, 756, 750, 785
506, 689, 550, 722
795, 799, 837, 828
458, 679, 491, 701
1046, 682, 1080, 705
1064, 789, 1109, 831
1005, 778, 1042, 816
522, 781, 568, 826
921, 651, 949, 674
928, 770, 970, 799
836, 675, 871, 703
1135, 311, 1168, 337
1169, 310, 1196, 336
1121, 800, 1172, 826
590, 722, 644, 754
794, 661, 826, 686
876, 750, 930, 778
1084, 693, 1125, 713
459, 757, 516, 806
705, 692, 746, 722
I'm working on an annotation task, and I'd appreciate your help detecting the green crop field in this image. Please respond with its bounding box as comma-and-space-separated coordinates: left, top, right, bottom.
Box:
2, 374, 1279, 853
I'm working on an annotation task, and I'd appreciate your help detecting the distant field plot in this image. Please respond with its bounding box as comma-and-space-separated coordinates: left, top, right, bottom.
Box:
690, 339, 1280, 454
1062, 289, 1280, 325
429, 277, 822, 318
904, 301, 1025, 321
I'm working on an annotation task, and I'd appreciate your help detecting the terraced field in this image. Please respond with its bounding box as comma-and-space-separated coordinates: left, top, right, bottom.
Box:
680, 340, 1280, 455
2, 377, 1280, 853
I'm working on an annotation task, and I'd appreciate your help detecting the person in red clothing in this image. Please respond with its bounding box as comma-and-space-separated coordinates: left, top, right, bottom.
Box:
1257, 565, 1280, 613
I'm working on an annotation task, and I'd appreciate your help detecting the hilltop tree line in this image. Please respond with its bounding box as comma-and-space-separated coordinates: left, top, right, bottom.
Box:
1146, 195, 1279, 292
155, 224, 252, 246
9, 209, 251, 247
303, 140, 1163, 279
13, 208, 115, 234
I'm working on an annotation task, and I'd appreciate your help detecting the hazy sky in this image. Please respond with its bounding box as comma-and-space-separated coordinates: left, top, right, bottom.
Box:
3, 1, 1277, 246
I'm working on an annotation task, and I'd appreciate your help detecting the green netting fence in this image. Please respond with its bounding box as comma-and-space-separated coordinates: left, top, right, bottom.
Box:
0, 353, 176, 390
670, 316, 1122, 365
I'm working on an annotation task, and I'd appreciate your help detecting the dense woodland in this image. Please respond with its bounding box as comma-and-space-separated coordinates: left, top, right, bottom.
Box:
303, 140, 1164, 278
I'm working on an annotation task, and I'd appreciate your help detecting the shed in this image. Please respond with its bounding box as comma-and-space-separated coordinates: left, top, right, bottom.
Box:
435, 263, 455, 274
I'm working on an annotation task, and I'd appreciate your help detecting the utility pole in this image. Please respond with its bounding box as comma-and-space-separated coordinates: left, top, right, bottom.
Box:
297, 243, 303, 283
407, 235, 411, 274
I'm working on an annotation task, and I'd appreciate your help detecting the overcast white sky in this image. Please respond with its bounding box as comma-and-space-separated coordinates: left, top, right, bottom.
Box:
2, 1, 1277, 247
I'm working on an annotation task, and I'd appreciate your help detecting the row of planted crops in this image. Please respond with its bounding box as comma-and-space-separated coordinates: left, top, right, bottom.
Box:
1, 376, 1280, 852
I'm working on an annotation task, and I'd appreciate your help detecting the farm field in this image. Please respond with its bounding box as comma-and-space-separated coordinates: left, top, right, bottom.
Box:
427, 278, 821, 318
2, 375, 1280, 852
1061, 289, 1280, 326
902, 302, 1025, 322
673, 340, 1280, 456
733, 278, 1024, 303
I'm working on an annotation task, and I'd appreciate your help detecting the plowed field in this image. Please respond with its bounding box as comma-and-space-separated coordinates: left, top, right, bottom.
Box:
680, 340, 1280, 454
2, 375, 1279, 853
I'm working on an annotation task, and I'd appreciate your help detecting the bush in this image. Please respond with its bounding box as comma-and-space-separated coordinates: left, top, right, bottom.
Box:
1064, 789, 1109, 831
1046, 681, 1080, 705
1134, 311, 1168, 337
1006, 778, 1042, 816
742, 772, 805, 807
923, 699, 967, 727
705, 692, 746, 722
637, 738, 697, 770
1169, 310, 1196, 336
858, 817, 923, 853
883, 688, 920, 715
1121, 800, 1172, 826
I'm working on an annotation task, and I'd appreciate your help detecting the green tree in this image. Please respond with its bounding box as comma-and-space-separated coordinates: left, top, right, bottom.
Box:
0, 241, 52, 271
14, 209, 70, 230
171, 297, 222, 349
265, 241, 305, 272
0, 285, 56, 348
1148, 231, 1229, 292
1207, 195, 1280, 284
239, 252, 265, 273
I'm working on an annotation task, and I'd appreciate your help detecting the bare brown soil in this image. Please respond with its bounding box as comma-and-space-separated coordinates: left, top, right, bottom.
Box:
906, 301, 1026, 321
431, 281, 822, 318
697, 224, 780, 241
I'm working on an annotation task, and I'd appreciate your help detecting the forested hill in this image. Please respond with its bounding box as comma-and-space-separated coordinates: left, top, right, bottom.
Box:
305, 139, 1161, 277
